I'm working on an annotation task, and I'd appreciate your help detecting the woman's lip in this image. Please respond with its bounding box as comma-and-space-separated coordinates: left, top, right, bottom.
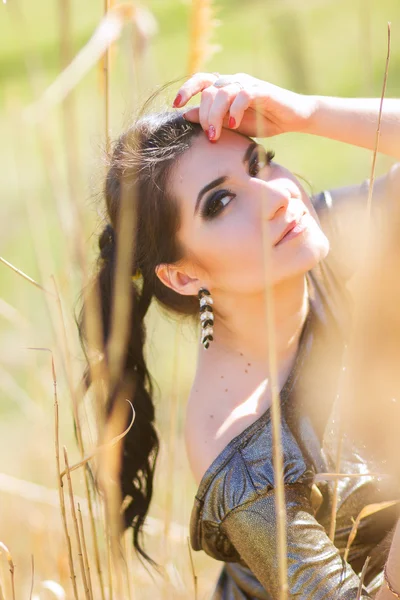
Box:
274, 212, 307, 246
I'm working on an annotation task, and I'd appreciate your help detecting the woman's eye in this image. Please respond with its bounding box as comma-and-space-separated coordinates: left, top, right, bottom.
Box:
249, 148, 275, 177
201, 190, 235, 219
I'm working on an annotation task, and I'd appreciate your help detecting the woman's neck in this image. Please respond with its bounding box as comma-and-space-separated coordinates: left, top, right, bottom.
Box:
201, 274, 310, 367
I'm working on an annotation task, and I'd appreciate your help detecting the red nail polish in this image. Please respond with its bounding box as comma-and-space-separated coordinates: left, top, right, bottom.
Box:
208, 125, 215, 140
173, 93, 182, 107
229, 116, 236, 129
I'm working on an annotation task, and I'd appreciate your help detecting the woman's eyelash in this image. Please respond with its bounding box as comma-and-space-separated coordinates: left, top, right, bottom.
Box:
200, 189, 236, 220
200, 147, 276, 220
249, 148, 275, 177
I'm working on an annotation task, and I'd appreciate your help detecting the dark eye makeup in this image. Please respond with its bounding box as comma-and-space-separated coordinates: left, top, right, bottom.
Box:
200, 146, 275, 220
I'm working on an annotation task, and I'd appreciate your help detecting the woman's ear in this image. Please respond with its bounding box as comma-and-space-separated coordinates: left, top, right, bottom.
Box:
155, 263, 201, 296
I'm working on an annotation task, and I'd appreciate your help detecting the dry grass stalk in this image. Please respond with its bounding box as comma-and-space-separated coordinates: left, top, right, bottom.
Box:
29, 555, 34, 600
51, 279, 107, 600
122, 534, 133, 600
0, 257, 56, 298
344, 500, 398, 562
328, 342, 351, 541
77, 502, 94, 600
329, 429, 343, 541
187, 0, 221, 74
162, 325, 180, 599
0, 580, 5, 600
51, 276, 84, 451
51, 351, 79, 600
364, 22, 391, 233
63, 446, 91, 600
0, 557, 6, 600
359, 0, 373, 95
256, 98, 288, 594
58, 0, 84, 276
262, 279, 288, 598
98, 401, 134, 600
58, 0, 82, 246
106, 517, 114, 600
106, 171, 137, 392
247, 45, 289, 593
187, 537, 198, 600
356, 556, 371, 600
0, 542, 16, 600
103, 0, 114, 155
23, 3, 155, 124
329, 22, 391, 543
59, 400, 135, 479
24, 346, 79, 598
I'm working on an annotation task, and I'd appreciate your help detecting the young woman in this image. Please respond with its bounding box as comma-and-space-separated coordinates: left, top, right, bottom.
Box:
78, 72, 400, 598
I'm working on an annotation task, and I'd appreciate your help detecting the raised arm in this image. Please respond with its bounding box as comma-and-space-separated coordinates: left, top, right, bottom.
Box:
175, 72, 400, 160
221, 483, 372, 599
303, 97, 400, 161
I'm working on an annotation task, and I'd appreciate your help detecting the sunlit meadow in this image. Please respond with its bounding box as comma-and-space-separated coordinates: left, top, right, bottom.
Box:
1, 1, 399, 598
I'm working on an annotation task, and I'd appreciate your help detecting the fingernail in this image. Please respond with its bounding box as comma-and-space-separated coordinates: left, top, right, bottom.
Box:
228, 116, 236, 129
173, 93, 182, 107
208, 125, 215, 140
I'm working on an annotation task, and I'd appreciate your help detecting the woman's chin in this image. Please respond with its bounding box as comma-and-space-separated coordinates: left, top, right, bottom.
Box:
283, 234, 331, 280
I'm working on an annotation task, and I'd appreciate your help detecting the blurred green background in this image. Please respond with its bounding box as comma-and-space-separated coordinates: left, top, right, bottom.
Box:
0, 0, 399, 598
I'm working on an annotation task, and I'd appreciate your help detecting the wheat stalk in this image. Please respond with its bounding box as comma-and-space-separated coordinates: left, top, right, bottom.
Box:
0, 542, 15, 600
23, 3, 156, 124
63, 446, 91, 600
187, 537, 198, 600
0, 257, 55, 297
122, 534, 134, 600
59, 400, 135, 479
364, 22, 391, 233
77, 503, 94, 600
187, 0, 221, 74
162, 325, 180, 599
356, 556, 371, 600
29, 555, 34, 600
103, 0, 113, 154
51, 350, 79, 600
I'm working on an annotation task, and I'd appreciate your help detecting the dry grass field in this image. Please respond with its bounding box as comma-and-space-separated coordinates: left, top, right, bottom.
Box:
1, 0, 400, 598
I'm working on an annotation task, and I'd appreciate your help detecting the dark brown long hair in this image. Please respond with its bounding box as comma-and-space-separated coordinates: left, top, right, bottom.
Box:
75, 101, 206, 567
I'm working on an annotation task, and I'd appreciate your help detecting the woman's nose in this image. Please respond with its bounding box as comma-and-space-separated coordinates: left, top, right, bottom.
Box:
258, 178, 297, 221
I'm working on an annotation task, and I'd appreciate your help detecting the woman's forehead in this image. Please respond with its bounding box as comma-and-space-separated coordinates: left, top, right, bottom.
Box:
171, 129, 251, 206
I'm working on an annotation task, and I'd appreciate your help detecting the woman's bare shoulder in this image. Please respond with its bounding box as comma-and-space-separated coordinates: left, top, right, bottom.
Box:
184, 370, 230, 487
184, 358, 271, 487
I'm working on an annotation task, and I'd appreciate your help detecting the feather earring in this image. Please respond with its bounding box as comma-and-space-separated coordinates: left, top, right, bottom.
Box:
198, 288, 214, 349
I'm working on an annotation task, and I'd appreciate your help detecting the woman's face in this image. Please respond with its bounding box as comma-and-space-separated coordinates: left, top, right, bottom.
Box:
169, 128, 329, 293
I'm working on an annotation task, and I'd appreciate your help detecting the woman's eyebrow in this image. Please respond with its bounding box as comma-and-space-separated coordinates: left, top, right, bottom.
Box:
194, 141, 258, 216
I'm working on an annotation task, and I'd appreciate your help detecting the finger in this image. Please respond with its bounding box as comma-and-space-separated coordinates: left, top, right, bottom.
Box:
172, 72, 220, 108
199, 87, 216, 134
208, 85, 241, 140
183, 107, 232, 130
227, 90, 252, 131
182, 107, 200, 122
